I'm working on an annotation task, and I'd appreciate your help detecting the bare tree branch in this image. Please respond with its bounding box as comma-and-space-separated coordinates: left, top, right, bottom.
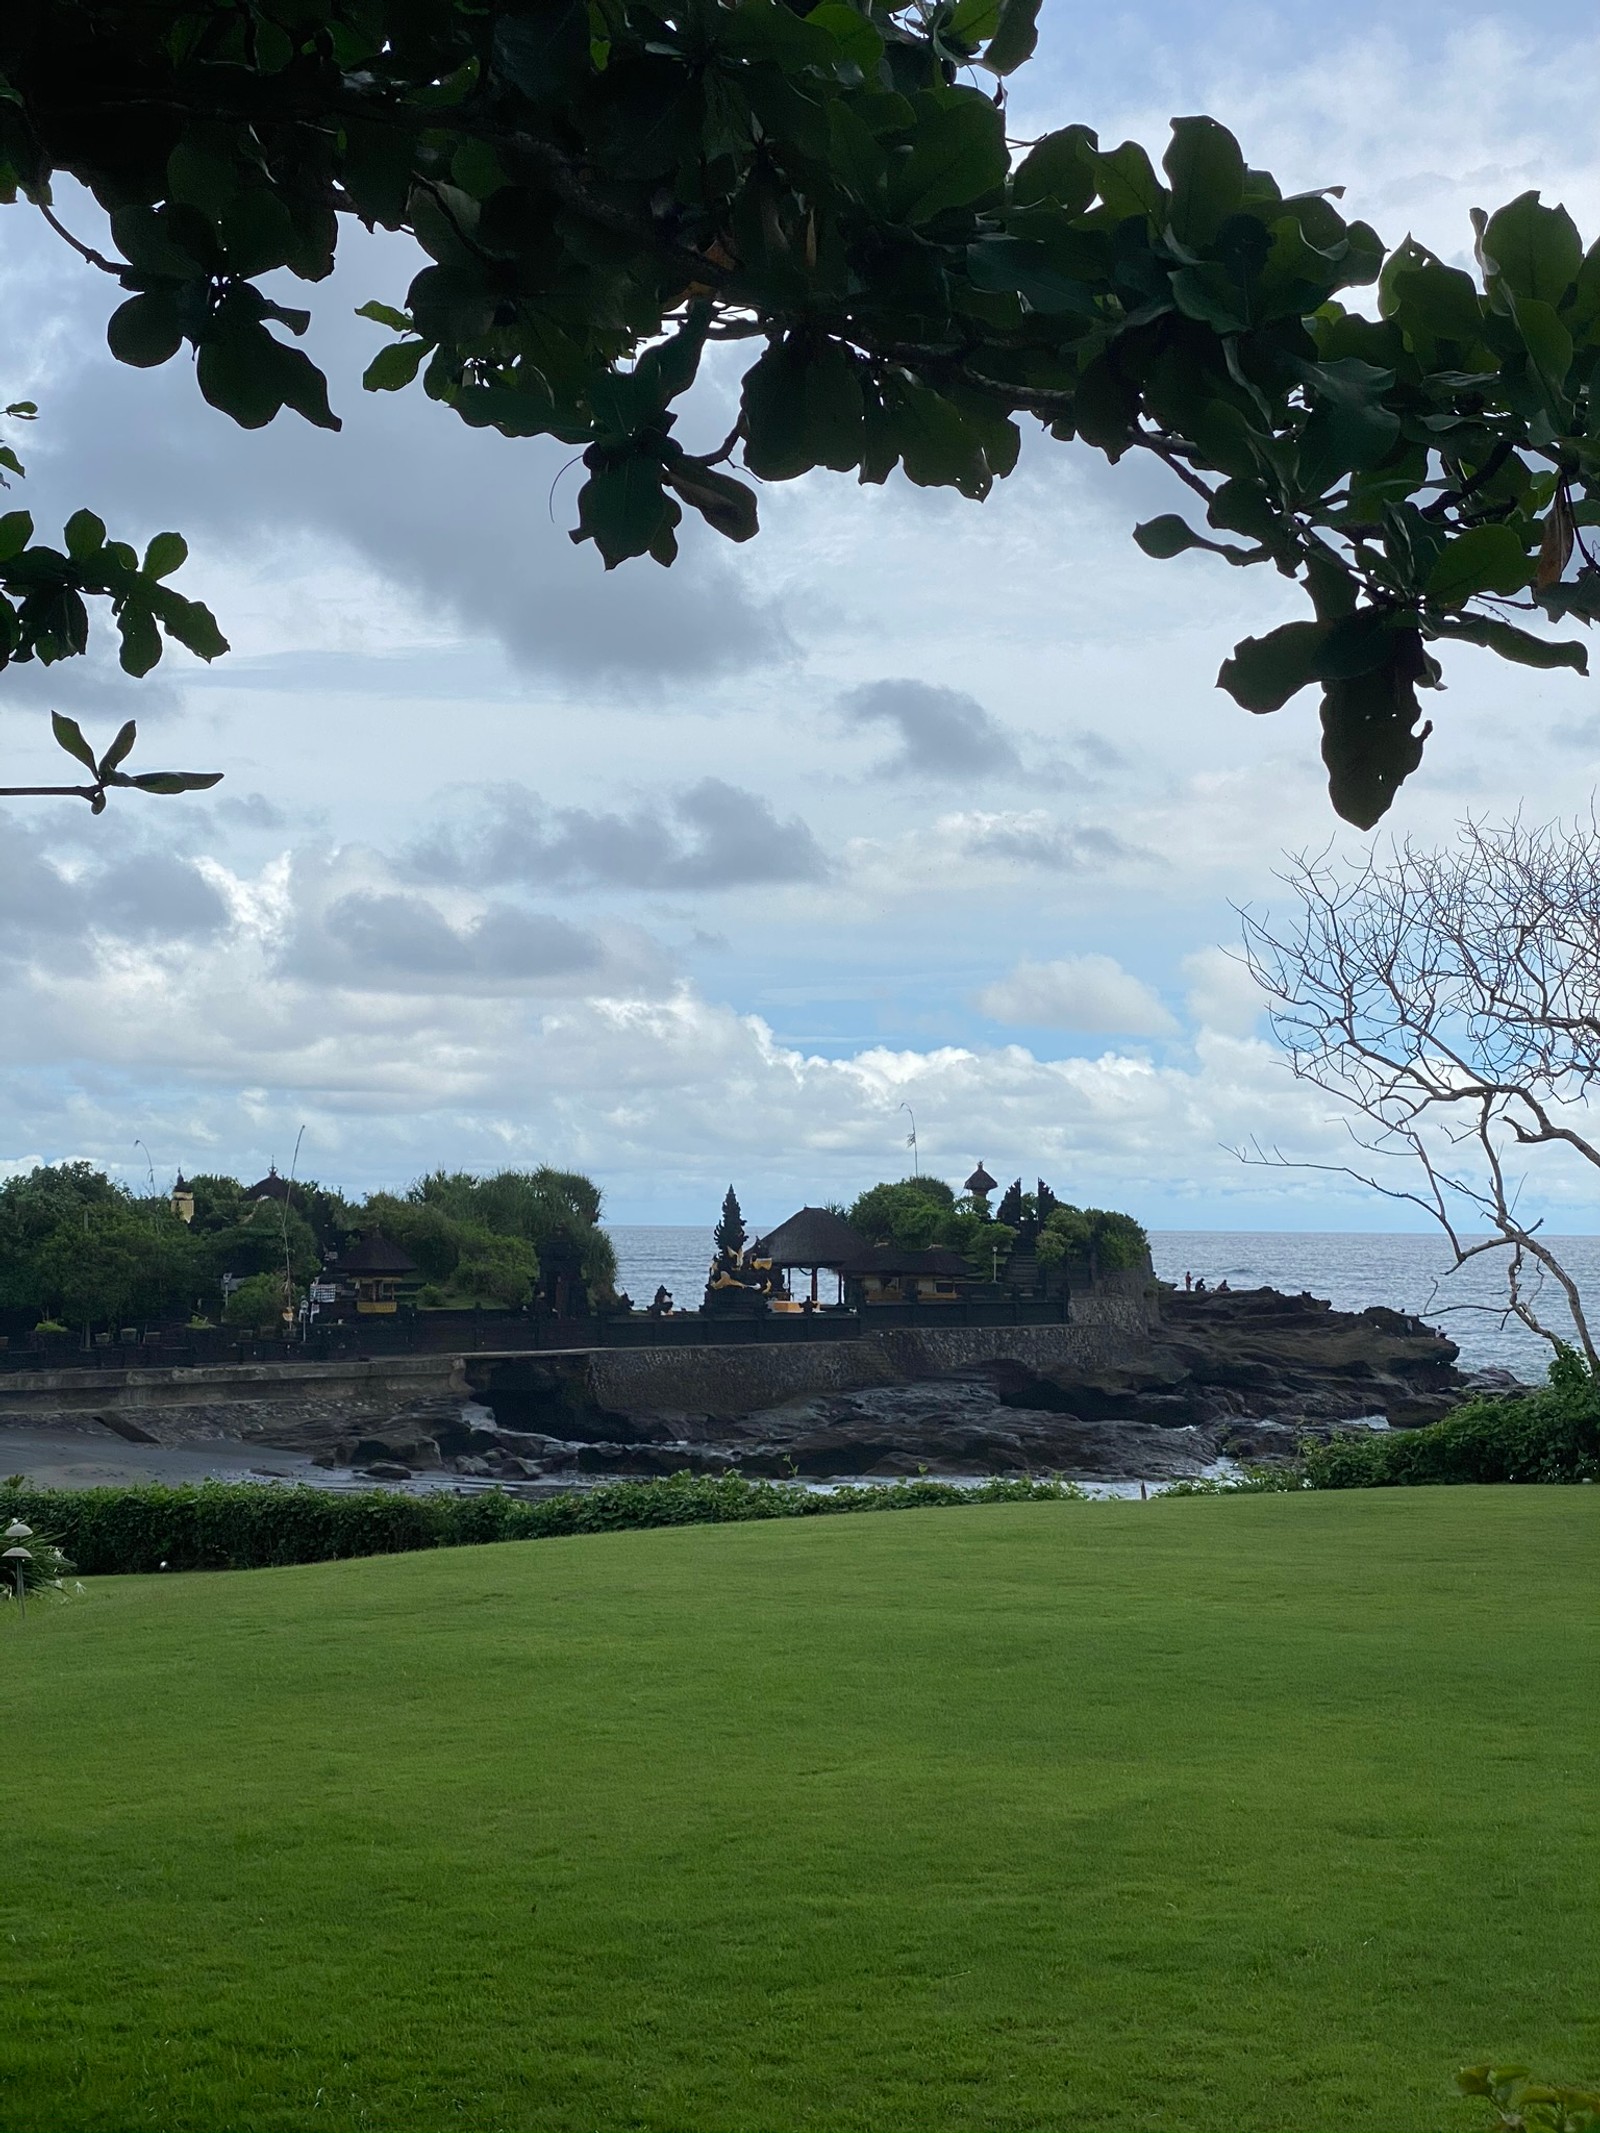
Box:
1237, 814, 1600, 1370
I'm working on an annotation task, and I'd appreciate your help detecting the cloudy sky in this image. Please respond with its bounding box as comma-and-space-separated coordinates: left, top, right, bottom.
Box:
4, 0, 1600, 1231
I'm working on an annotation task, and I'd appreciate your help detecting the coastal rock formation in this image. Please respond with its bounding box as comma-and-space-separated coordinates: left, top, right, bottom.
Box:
0, 1286, 1474, 1490
348, 1287, 1467, 1485
989, 1285, 1466, 1434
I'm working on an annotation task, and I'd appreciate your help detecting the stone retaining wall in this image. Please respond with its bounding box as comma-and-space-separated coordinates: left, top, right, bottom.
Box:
580, 1321, 1142, 1420
0, 1302, 1155, 1449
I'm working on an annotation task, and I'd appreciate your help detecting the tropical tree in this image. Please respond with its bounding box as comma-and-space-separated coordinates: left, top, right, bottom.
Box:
411, 1168, 616, 1292
0, 1163, 126, 1315
1034, 1204, 1149, 1274
5, 4, 1600, 820
223, 1269, 290, 1328
32, 1201, 152, 1331
848, 1175, 955, 1249
453, 1230, 540, 1308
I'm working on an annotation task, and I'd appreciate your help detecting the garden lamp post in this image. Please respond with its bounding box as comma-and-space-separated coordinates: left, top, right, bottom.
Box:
5, 1519, 34, 1618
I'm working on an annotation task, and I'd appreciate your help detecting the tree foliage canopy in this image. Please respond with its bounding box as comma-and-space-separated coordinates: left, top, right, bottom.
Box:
0, 1158, 614, 1326
6, 1, 1600, 821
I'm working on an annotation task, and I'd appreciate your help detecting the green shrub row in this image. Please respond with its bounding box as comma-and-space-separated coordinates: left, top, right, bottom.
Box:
0, 1472, 1086, 1577
1301, 1380, 1600, 1489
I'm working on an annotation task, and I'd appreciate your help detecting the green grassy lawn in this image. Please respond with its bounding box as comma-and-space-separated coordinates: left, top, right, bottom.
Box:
4, 1491, 1597, 2133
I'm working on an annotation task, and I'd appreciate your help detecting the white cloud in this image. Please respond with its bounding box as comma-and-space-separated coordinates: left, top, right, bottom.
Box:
1183, 945, 1265, 1037
975, 954, 1179, 1037
5, 12, 1600, 1225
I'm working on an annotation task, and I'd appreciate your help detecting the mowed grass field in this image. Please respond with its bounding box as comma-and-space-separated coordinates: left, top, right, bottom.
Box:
5, 1491, 1597, 2133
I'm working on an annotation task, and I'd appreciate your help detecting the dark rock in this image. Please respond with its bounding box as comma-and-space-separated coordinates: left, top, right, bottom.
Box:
992, 1287, 1466, 1435
406, 1283, 1474, 1488
1459, 1365, 1529, 1396
356, 1461, 412, 1480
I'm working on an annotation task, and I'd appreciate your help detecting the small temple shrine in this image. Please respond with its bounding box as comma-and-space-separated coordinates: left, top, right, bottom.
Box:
322, 1231, 420, 1316
699, 1176, 1072, 1316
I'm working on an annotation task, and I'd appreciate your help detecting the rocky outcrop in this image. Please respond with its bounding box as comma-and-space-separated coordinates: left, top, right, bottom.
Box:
0, 1286, 1475, 1489
1002, 1285, 1465, 1433
331, 1289, 1469, 1486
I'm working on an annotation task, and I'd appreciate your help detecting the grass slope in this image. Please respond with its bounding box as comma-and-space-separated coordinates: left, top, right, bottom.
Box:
5, 1491, 1597, 2133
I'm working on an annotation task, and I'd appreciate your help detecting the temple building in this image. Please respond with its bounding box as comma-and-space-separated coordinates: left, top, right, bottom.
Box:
244, 1164, 295, 1206
843, 1245, 970, 1307
749, 1206, 864, 1307
324, 1232, 419, 1316
170, 1173, 195, 1225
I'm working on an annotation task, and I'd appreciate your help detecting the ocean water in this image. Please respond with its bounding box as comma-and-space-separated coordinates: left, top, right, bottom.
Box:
606, 1224, 1600, 1380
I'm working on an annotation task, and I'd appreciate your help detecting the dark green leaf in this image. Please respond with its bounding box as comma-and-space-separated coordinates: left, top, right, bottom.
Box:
1431, 613, 1587, 671
406, 264, 496, 345
98, 719, 138, 775
571, 454, 677, 567
664, 462, 760, 543
148, 587, 230, 662
116, 601, 162, 678
63, 509, 105, 561
493, 3, 589, 104
1217, 621, 1330, 712
967, 236, 1095, 315
107, 292, 183, 369
1296, 402, 1401, 497
1134, 514, 1205, 559
892, 95, 1008, 224
129, 771, 224, 795
634, 306, 710, 405
1480, 190, 1582, 305
1169, 261, 1248, 333
273, 343, 341, 432
363, 340, 429, 392
1536, 566, 1600, 623
1208, 478, 1277, 541
827, 102, 889, 199
981, 0, 1042, 75
1320, 655, 1431, 829
51, 711, 98, 773
1378, 239, 1484, 344
196, 332, 284, 429
943, 0, 1000, 47
1512, 295, 1573, 410
217, 189, 298, 277
804, 3, 885, 72
0, 508, 33, 563
355, 300, 413, 333
742, 341, 864, 478
1094, 140, 1165, 226
1012, 125, 1098, 213
1425, 523, 1530, 604
883, 376, 993, 495
142, 532, 188, 581
1163, 116, 1245, 248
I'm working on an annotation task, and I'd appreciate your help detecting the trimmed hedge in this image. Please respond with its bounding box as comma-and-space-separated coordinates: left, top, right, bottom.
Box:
0, 1471, 1086, 1577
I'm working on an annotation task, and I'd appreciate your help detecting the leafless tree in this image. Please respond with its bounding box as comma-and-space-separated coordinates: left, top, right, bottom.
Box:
1238, 814, 1600, 1369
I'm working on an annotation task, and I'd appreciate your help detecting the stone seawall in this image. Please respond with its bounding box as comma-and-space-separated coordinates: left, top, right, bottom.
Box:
0, 1310, 1153, 1451
0, 1354, 468, 1448
578, 1320, 1140, 1422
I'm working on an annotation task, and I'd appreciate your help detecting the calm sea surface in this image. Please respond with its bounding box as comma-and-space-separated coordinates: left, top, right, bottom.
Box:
606, 1224, 1600, 1380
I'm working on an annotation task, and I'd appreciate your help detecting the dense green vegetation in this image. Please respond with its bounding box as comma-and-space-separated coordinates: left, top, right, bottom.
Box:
4, 1490, 1595, 2131
0, 1161, 614, 1332
10, 9, 1600, 820
846, 1173, 1006, 1267
1303, 1356, 1600, 1488
846, 1173, 1149, 1275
